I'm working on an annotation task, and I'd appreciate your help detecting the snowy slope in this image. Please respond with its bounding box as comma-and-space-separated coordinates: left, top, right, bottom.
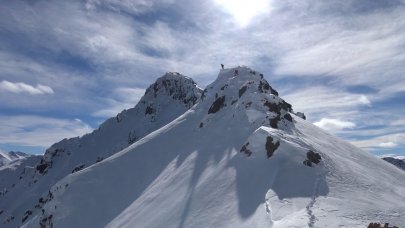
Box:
0, 151, 32, 167
0, 155, 42, 194
25, 67, 405, 228
0, 151, 41, 199
382, 157, 405, 171
0, 73, 202, 226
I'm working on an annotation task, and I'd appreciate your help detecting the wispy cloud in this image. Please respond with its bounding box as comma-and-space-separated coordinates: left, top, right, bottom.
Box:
0, 80, 54, 95
378, 142, 398, 148
85, 0, 174, 15
314, 118, 356, 132
92, 88, 145, 118
0, 115, 93, 148
282, 86, 371, 118
351, 133, 405, 150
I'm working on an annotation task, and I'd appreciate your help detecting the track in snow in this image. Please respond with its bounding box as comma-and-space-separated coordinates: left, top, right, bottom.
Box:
306, 170, 322, 227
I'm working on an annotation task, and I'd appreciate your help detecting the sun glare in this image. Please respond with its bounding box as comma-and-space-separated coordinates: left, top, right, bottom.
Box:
214, 0, 271, 27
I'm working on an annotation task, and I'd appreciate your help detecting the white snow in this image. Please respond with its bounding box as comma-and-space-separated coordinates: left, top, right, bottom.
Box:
0, 151, 32, 167
0, 73, 201, 227
2, 66, 405, 228
245, 109, 266, 124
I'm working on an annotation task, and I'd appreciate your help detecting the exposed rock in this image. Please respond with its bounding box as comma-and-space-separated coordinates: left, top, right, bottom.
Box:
303, 150, 322, 167
208, 96, 226, 114
39, 214, 53, 228
382, 157, 405, 171
36, 161, 51, 175
303, 160, 312, 167
284, 113, 293, 122
127, 131, 137, 146
116, 113, 123, 122
71, 164, 85, 173
258, 80, 278, 96
240, 142, 252, 156
239, 85, 247, 98
270, 116, 280, 129
367, 222, 398, 228
144, 73, 202, 107
22, 210, 32, 223
295, 112, 306, 120
145, 105, 155, 115
280, 100, 292, 112
264, 101, 281, 114
201, 89, 208, 100
307, 150, 322, 164
265, 136, 280, 158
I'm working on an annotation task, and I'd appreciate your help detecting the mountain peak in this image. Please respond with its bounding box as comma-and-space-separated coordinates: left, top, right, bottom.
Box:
198, 66, 293, 131
143, 72, 202, 108
218, 66, 260, 79
207, 66, 280, 97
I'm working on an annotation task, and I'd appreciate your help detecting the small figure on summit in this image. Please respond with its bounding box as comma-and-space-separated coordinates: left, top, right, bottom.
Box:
234, 69, 239, 76
221, 64, 224, 69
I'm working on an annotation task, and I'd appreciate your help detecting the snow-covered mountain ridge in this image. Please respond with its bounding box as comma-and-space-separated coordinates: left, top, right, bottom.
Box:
0, 151, 32, 167
37, 71, 202, 176
2, 66, 405, 228
382, 157, 405, 171
0, 72, 202, 227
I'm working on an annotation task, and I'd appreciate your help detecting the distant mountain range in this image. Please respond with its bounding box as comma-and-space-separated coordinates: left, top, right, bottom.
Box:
0, 151, 33, 167
382, 156, 405, 171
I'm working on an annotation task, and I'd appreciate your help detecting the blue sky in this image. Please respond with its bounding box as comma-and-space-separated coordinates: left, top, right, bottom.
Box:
0, 0, 404, 156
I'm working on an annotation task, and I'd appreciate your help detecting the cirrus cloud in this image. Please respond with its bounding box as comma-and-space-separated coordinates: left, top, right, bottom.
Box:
0, 80, 54, 95
0, 115, 93, 148
378, 142, 398, 148
314, 118, 356, 132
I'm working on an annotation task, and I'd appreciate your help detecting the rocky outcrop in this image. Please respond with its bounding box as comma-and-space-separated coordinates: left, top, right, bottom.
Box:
208, 96, 226, 114
240, 142, 252, 157
144, 72, 202, 108
303, 150, 322, 167
265, 136, 280, 158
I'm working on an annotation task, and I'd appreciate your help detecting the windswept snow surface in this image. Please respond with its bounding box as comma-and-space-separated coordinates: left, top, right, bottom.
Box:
0, 73, 202, 227
25, 67, 405, 228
